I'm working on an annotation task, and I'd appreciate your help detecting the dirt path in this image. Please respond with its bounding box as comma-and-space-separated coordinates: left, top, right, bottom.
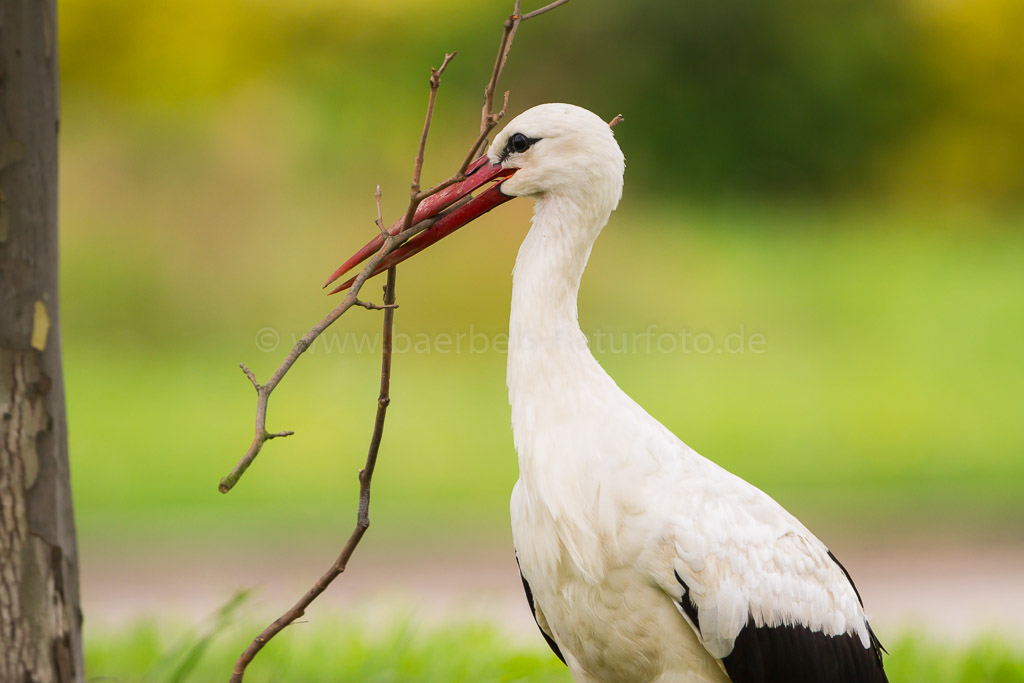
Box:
81, 534, 1024, 645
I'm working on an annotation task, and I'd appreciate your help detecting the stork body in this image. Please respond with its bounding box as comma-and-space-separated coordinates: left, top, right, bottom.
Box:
327, 102, 889, 682
494, 105, 887, 682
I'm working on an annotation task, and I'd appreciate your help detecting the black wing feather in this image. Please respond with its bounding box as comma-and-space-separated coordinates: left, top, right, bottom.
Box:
516, 551, 567, 666
675, 553, 888, 683
722, 621, 889, 683
674, 569, 701, 631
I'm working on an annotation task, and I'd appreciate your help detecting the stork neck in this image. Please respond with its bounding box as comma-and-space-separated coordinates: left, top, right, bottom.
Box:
510, 195, 606, 336
507, 194, 613, 397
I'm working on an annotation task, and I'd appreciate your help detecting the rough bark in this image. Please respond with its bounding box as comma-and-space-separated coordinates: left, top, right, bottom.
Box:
0, 1, 84, 681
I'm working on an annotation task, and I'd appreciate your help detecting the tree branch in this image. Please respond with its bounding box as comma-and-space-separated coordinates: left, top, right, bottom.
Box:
220, 2, 571, 679
521, 0, 571, 21
402, 51, 457, 231
228, 268, 398, 683
473, 3, 521, 158
216, 214, 429, 494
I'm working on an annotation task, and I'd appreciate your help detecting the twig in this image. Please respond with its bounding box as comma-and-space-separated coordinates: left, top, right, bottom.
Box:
415, 52, 457, 190
229, 268, 398, 683
239, 363, 259, 389
217, 214, 431, 494
471, 0, 569, 158
221, 2, 571, 679
474, 3, 521, 158
402, 51, 458, 231
330, 0, 574, 252
373, 185, 387, 238
218, 47, 467, 495
521, 0, 571, 21
354, 299, 399, 311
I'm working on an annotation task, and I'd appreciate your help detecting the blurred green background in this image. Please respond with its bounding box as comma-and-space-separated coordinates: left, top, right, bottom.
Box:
61, 0, 1022, 627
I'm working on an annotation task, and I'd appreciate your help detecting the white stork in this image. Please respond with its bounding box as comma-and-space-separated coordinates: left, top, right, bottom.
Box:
326, 103, 889, 682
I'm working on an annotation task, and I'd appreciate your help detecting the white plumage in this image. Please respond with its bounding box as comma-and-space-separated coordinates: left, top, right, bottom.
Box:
487, 104, 886, 682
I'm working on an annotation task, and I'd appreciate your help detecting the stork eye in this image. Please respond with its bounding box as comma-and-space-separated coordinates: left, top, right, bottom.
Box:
510, 133, 530, 153
506, 133, 538, 155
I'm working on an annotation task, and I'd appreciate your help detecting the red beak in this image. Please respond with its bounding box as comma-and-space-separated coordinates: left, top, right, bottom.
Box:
324, 155, 515, 294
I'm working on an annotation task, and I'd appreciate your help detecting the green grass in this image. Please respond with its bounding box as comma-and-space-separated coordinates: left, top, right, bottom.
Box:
885, 636, 1024, 683
86, 618, 572, 683
85, 615, 1024, 683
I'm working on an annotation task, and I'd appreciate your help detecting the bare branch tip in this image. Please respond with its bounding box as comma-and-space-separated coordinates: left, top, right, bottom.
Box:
239, 363, 259, 389
431, 52, 457, 87
355, 298, 400, 312
440, 51, 457, 73
521, 0, 571, 21
490, 91, 511, 126
373, 185, 387, 237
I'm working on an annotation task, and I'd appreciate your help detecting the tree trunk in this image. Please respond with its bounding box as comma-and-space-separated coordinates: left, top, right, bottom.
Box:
0, 1, 84, 681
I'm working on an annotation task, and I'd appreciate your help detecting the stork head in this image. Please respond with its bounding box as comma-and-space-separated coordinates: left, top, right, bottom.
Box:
488, 103, 625, 210
324, 103, 624, 293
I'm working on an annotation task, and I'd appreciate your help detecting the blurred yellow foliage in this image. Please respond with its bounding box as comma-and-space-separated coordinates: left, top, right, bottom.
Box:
887, 0, 1024, 202
58, 0, 1024, 205
60, 0, 465, 102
